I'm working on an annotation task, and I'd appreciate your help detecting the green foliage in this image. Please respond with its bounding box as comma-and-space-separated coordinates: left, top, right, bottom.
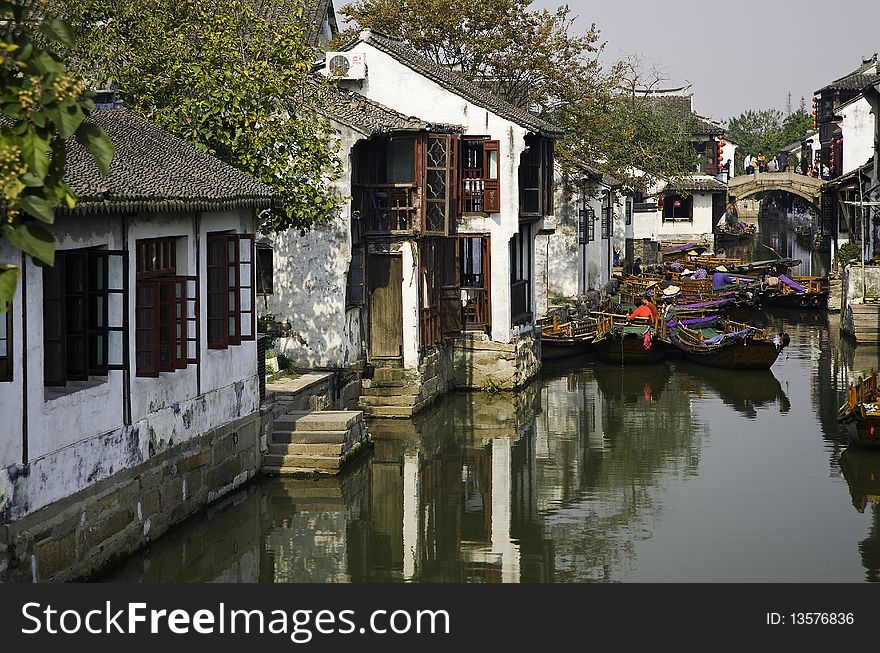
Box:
338, 0, 692, 190
0, 0, 114, 309
836, 241, 861, 267
51, 0, 344, 233
726, 107, 812, 174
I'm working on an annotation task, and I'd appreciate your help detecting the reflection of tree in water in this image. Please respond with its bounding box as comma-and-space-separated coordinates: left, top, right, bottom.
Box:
526, 365, 704, 581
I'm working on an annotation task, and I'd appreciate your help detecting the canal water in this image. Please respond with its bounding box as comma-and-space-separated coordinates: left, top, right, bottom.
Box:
100, 224, 880, 583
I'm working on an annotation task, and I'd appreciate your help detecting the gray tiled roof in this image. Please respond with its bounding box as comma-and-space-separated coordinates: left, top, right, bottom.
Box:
64, 108, 278, 214
320, 84, 462, 135
638, 94, 724, 136
573, 161, 623, 189
254, 0, 337, 47
816, 56, 879, 94
342, 30, 563, 137
666, 176, 728, 193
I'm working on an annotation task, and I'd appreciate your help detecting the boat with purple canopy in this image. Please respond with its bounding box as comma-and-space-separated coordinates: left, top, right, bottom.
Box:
669, 319, 790, 370
762, 274, 828, 309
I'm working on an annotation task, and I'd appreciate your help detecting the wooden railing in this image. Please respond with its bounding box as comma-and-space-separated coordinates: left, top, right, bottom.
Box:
847, 369, 878, 411
462, 287, 490, 329
355, 184, 418, 233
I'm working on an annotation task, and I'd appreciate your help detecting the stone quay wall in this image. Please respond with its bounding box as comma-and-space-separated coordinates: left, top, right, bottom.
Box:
454, 329, 541, 390
0, 410, 262, 582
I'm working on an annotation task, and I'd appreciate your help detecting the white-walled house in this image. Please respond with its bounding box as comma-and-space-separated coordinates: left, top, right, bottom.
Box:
300, 30, 561, 415
537, 164, 624, 310
0, 105, 277, 580
838, 95, 874, 176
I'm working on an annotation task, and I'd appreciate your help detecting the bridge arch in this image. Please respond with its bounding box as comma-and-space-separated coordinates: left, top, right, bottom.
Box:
727, 170, 823, 209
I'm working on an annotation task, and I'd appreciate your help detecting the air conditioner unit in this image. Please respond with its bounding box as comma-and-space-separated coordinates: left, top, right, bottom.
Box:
325, 52, 367, 80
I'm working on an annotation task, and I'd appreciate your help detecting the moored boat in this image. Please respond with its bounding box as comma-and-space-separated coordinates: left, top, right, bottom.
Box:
761, 275, 828, 310
838, 370, 880, 450
592, 313, 669, 365
669, 319, 789, 370
539, 313, 600, 361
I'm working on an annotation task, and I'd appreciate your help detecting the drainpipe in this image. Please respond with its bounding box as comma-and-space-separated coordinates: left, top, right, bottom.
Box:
20, 251, 27, 464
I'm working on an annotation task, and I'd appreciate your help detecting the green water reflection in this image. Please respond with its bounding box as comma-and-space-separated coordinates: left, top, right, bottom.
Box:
101, 307, 880, 583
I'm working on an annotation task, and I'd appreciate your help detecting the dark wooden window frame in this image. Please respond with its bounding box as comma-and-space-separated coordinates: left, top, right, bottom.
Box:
461, 136, 501, 214
135, 237, 198, 377
43, 248, 126, 387
207, 232, 255, 350
423, 133, 458, 236
0, 302, 11, 382
256, 243, 274, 296
519, 134, 555, 218
661, 193, 694, 222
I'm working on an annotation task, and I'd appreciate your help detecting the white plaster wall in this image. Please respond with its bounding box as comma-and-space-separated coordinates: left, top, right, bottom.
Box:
348, 42, 535, 344
0, 240, 24, 473
721, 142, 737, 176
265, 124, 363, 369
1, 209, 260, 519
544, 177, 579, 301
655, 191, 716, 242
840, 97, 874, 175
401, 242, 420, 368
26, 218, 126, 461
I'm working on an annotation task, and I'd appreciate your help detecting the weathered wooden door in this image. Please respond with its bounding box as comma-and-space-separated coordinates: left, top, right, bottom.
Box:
368, 254, 403, 358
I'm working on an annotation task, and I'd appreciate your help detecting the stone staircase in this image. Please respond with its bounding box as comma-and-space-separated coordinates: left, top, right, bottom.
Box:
358, 365, 420, 419
262, 410, 370, 475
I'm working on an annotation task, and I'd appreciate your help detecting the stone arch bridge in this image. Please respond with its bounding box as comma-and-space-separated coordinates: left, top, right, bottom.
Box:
727, 170, 824, 206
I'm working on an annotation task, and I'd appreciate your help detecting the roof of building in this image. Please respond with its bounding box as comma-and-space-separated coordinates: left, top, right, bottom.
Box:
824, 158, 874, 189
340, 30, 563, 138
635, 90, 724, 136
573, 162, 624, 189
816, 55, 879, 94
254, 0, 338, 47
63, 108, 279, 214
665, 175, 728, 193
319, 84, 462, 135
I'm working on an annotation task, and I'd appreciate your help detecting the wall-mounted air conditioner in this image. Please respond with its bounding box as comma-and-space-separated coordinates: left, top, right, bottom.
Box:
325, 52, 366, 80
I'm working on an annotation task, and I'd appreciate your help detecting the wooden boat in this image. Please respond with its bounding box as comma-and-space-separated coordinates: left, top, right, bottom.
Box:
659, 242, 707, 262
715, 223, 756, 243
838, 370, 880, 450
761, 275, 828, 310
539, 313, 599, 361
592, 312, 669, 365
669, 319, 789, 370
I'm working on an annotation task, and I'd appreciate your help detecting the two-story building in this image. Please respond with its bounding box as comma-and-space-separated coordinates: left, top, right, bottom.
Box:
0, 103, 278, 581
264, 31, 562, 417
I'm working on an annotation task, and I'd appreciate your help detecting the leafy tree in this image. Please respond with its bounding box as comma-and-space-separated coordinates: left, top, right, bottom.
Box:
49, 0, 343, 234
337, 0, 693, 191
726, 107, 812, 174
0, 0, 114, 308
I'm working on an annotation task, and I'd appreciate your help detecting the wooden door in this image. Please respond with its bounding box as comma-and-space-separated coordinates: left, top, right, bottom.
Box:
368, 254, 403, 359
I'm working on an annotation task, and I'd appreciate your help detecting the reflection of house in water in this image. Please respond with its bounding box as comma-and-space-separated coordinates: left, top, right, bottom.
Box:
838, 447, 880, 582
529, 366, 702, 581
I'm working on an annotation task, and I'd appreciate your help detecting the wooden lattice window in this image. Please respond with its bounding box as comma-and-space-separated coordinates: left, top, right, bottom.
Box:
43, 249, 126, 386
461, 138, 501, 213
135, 237, 197, 377
207, 232, 255, 349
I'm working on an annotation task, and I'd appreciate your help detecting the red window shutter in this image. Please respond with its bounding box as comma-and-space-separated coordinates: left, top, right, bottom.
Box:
225, 234, 241, 346
238, 234, 255, 341
483, 140, 501, 213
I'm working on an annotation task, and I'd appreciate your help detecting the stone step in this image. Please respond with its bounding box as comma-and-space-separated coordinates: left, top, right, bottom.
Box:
359, 405, 415, 419
271, 429, 349, 444
263, 466, 339, 476
262, 454, 341, 471
357, 394, 419, 407
361, 385, 421, 396
274, 411, 362, 432
371, 367, 406, 383
269, 443, 345, 457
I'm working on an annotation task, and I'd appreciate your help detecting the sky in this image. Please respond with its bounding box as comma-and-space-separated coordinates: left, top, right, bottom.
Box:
533, 0, 880, 122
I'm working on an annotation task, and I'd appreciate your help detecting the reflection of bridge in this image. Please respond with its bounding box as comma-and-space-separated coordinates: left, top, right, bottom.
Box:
728, 171, 825, 205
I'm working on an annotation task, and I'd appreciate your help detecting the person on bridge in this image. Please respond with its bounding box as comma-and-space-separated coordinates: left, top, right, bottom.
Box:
768, 156, 779, 172
778, 151, 788, 172
743, 153, 753, 174
757, 152, 767, 172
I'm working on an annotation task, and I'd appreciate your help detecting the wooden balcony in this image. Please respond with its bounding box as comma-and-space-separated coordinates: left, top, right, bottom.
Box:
354, 184, 418, 235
